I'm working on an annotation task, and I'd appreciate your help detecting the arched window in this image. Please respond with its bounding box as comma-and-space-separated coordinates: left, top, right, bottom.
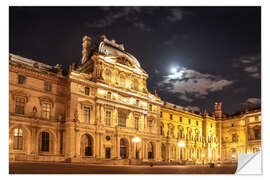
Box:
120, 74, 125, 88
41, 132, 50, 152
13, 128, 23, 150
105, 69, 111, 83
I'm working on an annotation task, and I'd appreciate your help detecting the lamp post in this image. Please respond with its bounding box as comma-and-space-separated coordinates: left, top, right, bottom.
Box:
178, 141, 185, 162
202, 154, 205, 166
132, 137, 141, 159
232, 154, 236, 164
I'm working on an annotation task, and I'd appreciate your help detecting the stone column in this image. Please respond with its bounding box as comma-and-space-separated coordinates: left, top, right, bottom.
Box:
31, 127, 37, 155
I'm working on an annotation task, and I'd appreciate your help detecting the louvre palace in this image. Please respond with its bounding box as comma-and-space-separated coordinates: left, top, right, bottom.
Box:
9, 35, 261, 165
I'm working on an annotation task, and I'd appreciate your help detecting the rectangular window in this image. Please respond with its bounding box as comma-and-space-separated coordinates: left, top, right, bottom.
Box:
42, 103, 51, 120
85, 87, 90, 96
136, 100, 139, 106
149, 104, 152, 111
15, 97, 25, 115
179, 117, 182, 122
196, 121, 198, 126
160, 112, 163, 118
148, 120, 153, 132
170, 114, 173, 120
44, 82, 52, 91
83, 107, 90, 123
105, 111, 111, 126
232, 134, 237, 142
255, 116, 259, 121
188, 119, 191, 124
118, 111, 126, 127
135, 117, 139, 130
18, 75, 26, 84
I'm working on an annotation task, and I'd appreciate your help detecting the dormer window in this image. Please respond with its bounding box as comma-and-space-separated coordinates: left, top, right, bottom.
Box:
85, 87, 90, 96
149, 104, 153, 111
18, 75, 26, 85
107, 92, 112, 99
44, 82, 52, 91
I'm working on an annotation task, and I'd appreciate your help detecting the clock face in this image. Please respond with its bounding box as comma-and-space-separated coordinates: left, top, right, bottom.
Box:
106, 136, 111, 141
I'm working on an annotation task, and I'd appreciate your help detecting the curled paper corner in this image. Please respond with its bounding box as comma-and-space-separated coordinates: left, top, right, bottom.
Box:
235, 150, 262, 175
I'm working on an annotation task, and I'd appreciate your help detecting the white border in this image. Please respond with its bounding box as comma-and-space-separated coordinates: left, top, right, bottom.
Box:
2, 0, 268, 180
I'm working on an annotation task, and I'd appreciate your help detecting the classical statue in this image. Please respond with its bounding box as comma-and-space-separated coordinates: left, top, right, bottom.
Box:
96, 61, 103, 79
74, 109, 79, 122
32, 106, 37, 118
81, 35, 91, 64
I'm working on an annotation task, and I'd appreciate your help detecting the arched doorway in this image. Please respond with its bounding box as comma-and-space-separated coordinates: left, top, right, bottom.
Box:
120, 138, 128, 159
80, 134, 93, 156
161, 144, 166, 161
148, 142, 154, 159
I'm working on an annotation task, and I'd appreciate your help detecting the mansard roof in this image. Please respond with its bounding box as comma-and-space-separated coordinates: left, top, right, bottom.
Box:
98, 36, 141, 68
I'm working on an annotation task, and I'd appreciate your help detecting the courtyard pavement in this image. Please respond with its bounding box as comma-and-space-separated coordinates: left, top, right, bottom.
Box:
9, 161, 237, 174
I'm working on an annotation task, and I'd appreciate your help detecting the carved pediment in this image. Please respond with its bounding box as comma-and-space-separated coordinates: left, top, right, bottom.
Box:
116, 56, 133, 67
10, 90, 30, 102
38, 96, 54, 107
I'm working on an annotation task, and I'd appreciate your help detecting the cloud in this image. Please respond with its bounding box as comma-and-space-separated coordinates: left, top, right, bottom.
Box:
85, 7, 152, 31
245, 98, 261, 105
233, 54, 261, 79
244, 66, 258, 73
133, 22, 151, 31
167, 8, 184, 22
158, 67, 233, 102
186, 106, 200, 112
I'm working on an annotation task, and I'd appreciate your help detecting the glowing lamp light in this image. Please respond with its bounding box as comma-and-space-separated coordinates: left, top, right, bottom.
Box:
132, 137, 141, 143
178, 141, 185, 148
202, 154, 205, 158
232, 154, 236, 159
193, 153, 195, 157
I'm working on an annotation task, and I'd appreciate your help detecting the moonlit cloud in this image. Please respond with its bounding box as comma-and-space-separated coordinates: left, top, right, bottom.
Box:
85, 7, 150, 31
233, 54, 261, 79
186, 106, 200, 112
158, 67, 234, 102
245, 98, 261, 105
167, 8, 184, 22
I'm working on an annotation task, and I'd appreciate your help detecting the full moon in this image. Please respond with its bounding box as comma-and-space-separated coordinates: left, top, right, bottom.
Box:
171, 67, 177, 73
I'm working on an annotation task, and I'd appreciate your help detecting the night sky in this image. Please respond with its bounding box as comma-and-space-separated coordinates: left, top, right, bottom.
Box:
9, 7, 261, 114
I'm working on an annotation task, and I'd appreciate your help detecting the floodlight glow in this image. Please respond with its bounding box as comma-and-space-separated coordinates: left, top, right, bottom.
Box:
178, 141, 185, 148
132, 137, 141, 143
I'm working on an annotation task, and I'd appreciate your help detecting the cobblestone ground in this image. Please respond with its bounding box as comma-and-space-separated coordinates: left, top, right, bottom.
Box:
9, 162, 237, 174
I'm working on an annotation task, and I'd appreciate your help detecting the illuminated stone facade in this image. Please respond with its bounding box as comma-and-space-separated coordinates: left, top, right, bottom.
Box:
9, 35, 261, 165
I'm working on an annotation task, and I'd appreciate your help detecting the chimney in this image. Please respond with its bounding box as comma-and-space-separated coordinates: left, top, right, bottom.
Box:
81, 35, 91, 64
214, 102, 223, 119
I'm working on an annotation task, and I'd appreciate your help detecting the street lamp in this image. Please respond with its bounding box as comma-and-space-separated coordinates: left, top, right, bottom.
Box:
178, 141, 185, 161
202, 154, 205, 165
232, 154, 236, 164
132, 137, 141, 159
